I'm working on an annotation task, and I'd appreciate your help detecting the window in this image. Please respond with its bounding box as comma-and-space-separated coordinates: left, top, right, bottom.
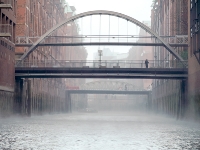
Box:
191, 0, 193, 9
191, 28, 193, 37
195, 20, 199, 33
4, 42, 7, 48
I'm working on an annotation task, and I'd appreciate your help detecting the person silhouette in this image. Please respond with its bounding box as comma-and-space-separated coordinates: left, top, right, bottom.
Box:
145, 59, 149, 68
125, 85, 127, 91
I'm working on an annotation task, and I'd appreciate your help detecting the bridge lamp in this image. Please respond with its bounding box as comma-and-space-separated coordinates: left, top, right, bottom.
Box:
98, 50, 103, 67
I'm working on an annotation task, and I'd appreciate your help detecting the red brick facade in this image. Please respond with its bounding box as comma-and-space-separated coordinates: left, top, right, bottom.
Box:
15, 0, 87, 115
151, 0, 188, 117
188, 0, 200, 118
0, 0, 17, 116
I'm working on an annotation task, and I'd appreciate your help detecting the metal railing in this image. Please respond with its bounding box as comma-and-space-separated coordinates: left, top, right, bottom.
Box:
15, 35, 188, 46
0, 0, 13, 8
80, 86, 146, 92
0, 24, 11, 36
167, 35, 188, 44
15, 60, 188, 68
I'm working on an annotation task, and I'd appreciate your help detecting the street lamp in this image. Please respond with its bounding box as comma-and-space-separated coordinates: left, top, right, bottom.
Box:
98, 50, 103, 68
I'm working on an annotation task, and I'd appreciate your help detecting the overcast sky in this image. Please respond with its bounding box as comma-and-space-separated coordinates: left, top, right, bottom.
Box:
65, 0, 153, 60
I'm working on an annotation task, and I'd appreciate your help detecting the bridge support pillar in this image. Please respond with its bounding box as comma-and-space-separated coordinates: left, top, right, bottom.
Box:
14, 79, 24, 114
14, 79, 32, 117
177, 80, 187, 119
27, 79, 31, 117
65, 91, 72, 113
180, 80, 187, 118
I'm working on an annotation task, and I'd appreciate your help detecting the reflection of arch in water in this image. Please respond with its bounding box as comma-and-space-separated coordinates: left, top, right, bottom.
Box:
79, 80, 144, 91
20, 10, 184, 61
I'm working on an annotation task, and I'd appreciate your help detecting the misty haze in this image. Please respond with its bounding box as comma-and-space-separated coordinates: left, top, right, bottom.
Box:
1, 0, 200, 150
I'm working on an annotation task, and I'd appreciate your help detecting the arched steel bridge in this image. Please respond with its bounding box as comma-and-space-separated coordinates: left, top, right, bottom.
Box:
17, 10, 187, 62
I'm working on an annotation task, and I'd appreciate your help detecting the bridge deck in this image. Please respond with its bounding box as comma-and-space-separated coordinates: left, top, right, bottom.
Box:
15, 68, 188, 79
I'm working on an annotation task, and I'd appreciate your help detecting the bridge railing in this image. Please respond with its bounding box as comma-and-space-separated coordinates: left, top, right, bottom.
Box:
15, 60, 188, 68
0, 0, 13, 8
79, 88, 147, 91
15, 35, 188, 45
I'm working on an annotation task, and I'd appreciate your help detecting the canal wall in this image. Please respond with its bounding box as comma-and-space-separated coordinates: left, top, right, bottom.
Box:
187, 61, 200, 120
152, 80, 187, 119
0, 90, 14, 117
14, 78, 67, 116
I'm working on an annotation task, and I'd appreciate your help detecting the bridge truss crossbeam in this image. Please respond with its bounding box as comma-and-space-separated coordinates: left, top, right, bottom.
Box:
15, 35, 188, 47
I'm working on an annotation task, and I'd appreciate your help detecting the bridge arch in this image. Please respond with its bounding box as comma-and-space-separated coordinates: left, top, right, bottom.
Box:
20, 10, 184, 61
79, 80, 145, 91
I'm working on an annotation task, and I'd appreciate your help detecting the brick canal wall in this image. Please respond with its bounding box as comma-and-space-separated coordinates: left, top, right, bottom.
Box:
0, 90, 14, 117
152, 80, 187, 119
14, 79, 67, 116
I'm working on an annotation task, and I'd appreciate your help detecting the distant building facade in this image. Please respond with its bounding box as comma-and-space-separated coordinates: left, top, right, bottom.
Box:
188, 0, 200, 118
151, 0, 188, 117
0, 0, 17, 116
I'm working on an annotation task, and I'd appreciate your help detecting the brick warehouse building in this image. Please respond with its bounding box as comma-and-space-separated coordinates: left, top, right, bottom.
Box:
14, 0, 87, 115
0, 0, 17, 116
188, 0, 200, 119
151, 0, 188, 118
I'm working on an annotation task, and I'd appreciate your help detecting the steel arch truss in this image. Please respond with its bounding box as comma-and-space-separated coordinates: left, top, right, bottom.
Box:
19, 10, 184, 61
79, 80, 144, 91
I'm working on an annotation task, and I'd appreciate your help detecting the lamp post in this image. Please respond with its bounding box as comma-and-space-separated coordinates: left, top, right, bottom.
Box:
98, 50, 103, 68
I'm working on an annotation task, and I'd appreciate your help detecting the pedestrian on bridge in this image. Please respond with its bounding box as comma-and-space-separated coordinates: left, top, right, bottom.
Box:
125, 85, 127, 91
145, 59, 149, 68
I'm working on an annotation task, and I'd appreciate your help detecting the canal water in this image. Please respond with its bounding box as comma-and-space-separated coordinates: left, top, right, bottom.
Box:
0, 112, 200, 150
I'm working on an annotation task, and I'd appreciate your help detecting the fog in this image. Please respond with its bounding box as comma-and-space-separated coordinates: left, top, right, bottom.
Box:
71, 93, 148, 113
1, 95, 200, 149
